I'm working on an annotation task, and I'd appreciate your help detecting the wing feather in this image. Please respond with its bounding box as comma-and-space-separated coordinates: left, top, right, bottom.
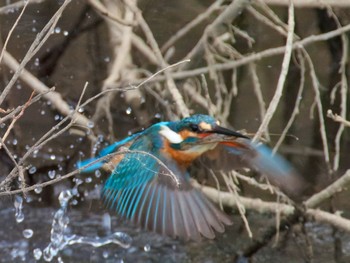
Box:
101, 130, 232, 240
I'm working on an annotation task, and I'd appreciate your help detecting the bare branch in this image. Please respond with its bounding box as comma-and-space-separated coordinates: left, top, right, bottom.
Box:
259, 0, 350, 8
0, 0, 72, 105
253, 1, 295, 141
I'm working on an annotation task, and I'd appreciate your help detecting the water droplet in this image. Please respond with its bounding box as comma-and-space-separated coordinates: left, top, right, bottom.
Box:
104, 57, 110, 62
33, 149, 39, 158
102, 213, 111, 233
23, 229, 33, 239
154, 113, 161, 119
85, 177, 92, 183
14, 195, 24, 223
63, 31, 69, 36
54, 27, 61, 34
50, 154, 56, 160
74, 178, 83, 186
87, 121, 95, 128
48, 170, 56, 179
95, 170, 101, 178
34, 58, 40, 66
34, 186, 42, 194
144, 244, 151, 252
102, 251, 109, 258
78, 107, 84, 113
25, 196, 33, 203
54, 115, 60, 121
59, 190, 73, 207
40, 110, 46, 115
32, 27, 37, 32
126, 107, 132, 115
28, 166, 37, 174
33, 248, 42, 260
12, 139, 18, 145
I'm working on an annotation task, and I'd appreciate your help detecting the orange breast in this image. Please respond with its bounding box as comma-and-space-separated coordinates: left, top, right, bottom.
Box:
161, 139, 200, 168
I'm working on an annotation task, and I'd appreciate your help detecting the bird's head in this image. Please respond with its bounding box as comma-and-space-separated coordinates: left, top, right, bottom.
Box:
158, 114, 248, 159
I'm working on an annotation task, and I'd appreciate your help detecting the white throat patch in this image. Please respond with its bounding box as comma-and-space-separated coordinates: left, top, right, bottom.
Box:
159, 125, 183, 144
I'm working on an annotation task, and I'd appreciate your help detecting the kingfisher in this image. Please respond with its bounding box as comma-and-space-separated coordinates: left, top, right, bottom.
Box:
78, 114, 307, 241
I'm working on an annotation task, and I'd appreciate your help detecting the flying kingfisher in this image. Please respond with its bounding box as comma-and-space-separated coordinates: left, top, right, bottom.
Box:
78, 114, 307, 241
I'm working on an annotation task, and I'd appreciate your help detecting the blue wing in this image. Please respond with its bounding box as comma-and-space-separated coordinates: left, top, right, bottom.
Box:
202, 138, 308, 200
101, 134, 232, 241
76, 134, 139, 172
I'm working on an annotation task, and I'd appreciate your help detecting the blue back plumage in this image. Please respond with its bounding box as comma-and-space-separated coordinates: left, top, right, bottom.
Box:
76, 133, 140, 172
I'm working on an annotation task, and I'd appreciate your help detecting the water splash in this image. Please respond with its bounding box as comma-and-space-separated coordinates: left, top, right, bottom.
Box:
38, 184, 132, 262
11, 240, 28, 261
14, 195, 24, 223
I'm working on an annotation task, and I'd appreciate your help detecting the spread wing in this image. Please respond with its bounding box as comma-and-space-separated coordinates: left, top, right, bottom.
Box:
102, 135, 232, 241
200, 137, 309, 201
76, 134, 139, 172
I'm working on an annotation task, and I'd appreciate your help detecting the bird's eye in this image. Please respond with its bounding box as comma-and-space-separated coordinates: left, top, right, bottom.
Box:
189, 124, 200, 132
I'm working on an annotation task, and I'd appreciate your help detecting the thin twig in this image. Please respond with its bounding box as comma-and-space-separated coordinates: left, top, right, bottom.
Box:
0, 91, 35, 149
137, 21, 350, 82
327, 110, 350, 127
253, 1, 295, 141
330, 10, 348, 172
180, 0, 251, 70
0, 0, 44, 14
273, 50, 305, 153
259, 0, 350, 7
305, 170, 350, 208
2, 51, 91, 128
87, 0, 134, 26
304, 51, 330, 169
0, 88, 54, 124
0, 0, 29, 64
161, 0, 224, 53
0, 0, 72, 106
129, 2, 190, 118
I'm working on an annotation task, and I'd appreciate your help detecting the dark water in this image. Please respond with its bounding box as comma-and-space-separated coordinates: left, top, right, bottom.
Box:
2, 191, 350, 263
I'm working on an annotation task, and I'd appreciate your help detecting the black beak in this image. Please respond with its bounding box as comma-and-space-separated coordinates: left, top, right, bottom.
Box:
209, 125, 249, 139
